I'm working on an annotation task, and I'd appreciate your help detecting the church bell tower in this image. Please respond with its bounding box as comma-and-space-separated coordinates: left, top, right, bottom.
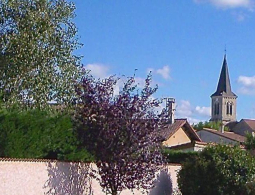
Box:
210, 54, 237, 123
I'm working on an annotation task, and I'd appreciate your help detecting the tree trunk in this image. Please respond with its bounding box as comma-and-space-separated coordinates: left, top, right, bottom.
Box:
112, 191, 117, 195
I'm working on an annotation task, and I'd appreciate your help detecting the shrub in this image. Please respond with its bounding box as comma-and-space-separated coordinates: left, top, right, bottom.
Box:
178, 145, 255, 195
162, 148, 199, 164
0, 109, 93, 161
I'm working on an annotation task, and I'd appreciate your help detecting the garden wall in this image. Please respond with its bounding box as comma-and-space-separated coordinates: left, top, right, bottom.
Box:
0, 158, 180, 195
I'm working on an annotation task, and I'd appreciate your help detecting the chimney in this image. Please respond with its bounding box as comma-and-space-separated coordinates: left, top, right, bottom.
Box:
166, 98, 176, 124
219, 121, 225, 133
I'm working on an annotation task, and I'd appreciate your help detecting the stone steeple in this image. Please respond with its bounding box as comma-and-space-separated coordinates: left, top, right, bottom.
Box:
211, 55, 236, 97
210, 54, 237, 122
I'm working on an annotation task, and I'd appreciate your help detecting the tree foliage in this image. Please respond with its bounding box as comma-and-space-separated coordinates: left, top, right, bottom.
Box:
0, 0, 82, 108
193, 121, 229, 131
74, 74, 166, 195
0, 108, 93, 161
162, 148, 199, 164
244, 133, 255, 151
178, 145, 255, 195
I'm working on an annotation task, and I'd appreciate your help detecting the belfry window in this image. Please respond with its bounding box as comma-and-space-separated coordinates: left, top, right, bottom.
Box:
214, 102, 219, 115
217, 103, 219, 115
226, 102, 233, 115
230, 103, 233, 115
226, 102, 229, 115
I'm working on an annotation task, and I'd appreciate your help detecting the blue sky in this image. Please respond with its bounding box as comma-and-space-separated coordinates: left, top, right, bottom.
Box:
71, 0, 255, 124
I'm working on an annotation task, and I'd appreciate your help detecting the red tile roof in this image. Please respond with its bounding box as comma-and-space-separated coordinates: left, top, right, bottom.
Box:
160, 119, 201, 142
243, 119, 255, 130
201, 128, 245, 143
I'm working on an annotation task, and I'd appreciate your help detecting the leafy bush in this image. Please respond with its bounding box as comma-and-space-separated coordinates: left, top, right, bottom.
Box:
244, 133, 255, 151
178, 145, 255, 195
0, 109, 93, 161
163, 148, 199, 164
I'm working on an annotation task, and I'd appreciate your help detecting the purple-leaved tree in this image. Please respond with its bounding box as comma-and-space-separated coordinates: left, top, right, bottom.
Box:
74, 73, 166, 195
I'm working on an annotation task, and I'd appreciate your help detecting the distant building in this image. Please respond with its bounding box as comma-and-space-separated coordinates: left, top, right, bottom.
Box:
196, 54, 246, 146
210, 54, 237, 123
196, 128, 245, 145
232, 119, 255, 136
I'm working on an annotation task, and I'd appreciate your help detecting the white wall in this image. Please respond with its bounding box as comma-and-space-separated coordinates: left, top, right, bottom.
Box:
0, 159, 181, 195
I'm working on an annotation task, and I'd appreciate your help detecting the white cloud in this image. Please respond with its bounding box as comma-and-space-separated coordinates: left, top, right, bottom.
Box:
186, 117, 202, 125
194, 0, 254, 9
238, 75, 255, 87
84, 63, 110, 78
156, 66, 171, 80
113, 80, 122, 96
238, 87, 255, 95
148, 65, 171, 80
84, 63, 122, 95
237, 75, 255, 95
175, 100, 210, 124
176, 100, 193, 117
195, 106, 211, 117
113, 76, 147, 95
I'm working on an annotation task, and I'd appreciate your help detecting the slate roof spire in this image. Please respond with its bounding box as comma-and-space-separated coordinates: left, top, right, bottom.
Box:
211, 54, 237, 97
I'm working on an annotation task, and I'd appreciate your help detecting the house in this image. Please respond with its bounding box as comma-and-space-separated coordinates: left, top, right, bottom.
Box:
232, 119, 255, 136
196, 128, 245, 145
160, 118, 205, 151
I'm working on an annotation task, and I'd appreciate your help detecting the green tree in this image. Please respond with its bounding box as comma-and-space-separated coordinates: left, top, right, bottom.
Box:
193, 121, 229, 131
0, 0, 82, 109
178, 145, 255, 195
0, 108, 93, 161
244, 133, 255, 151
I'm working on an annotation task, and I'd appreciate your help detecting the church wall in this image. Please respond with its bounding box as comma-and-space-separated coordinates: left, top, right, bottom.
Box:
211, 96, 223, 121
222, 96, 237, 122
211, 96, 237, 122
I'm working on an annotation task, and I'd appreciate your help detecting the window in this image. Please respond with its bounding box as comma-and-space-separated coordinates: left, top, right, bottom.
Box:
226, 102, 233, 115
217, 103, 219, 115
214, 102, 219, 115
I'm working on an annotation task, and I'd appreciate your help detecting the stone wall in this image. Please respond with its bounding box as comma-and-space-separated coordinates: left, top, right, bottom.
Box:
0, 159, 181, 195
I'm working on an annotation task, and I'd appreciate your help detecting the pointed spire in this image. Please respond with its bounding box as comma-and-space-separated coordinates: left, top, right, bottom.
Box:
211, 54, 237, 97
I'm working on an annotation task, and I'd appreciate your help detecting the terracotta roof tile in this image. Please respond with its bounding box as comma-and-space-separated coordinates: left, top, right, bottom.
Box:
160, 119, 186, 140
201, 128, 245, 143
243, 119, 255, 130
160, 119, 201, 142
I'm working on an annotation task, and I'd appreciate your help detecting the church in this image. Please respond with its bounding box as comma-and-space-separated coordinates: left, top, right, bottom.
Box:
210, 54, 237, 123
160, 53, 255, 149
197, 53, 255, 144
